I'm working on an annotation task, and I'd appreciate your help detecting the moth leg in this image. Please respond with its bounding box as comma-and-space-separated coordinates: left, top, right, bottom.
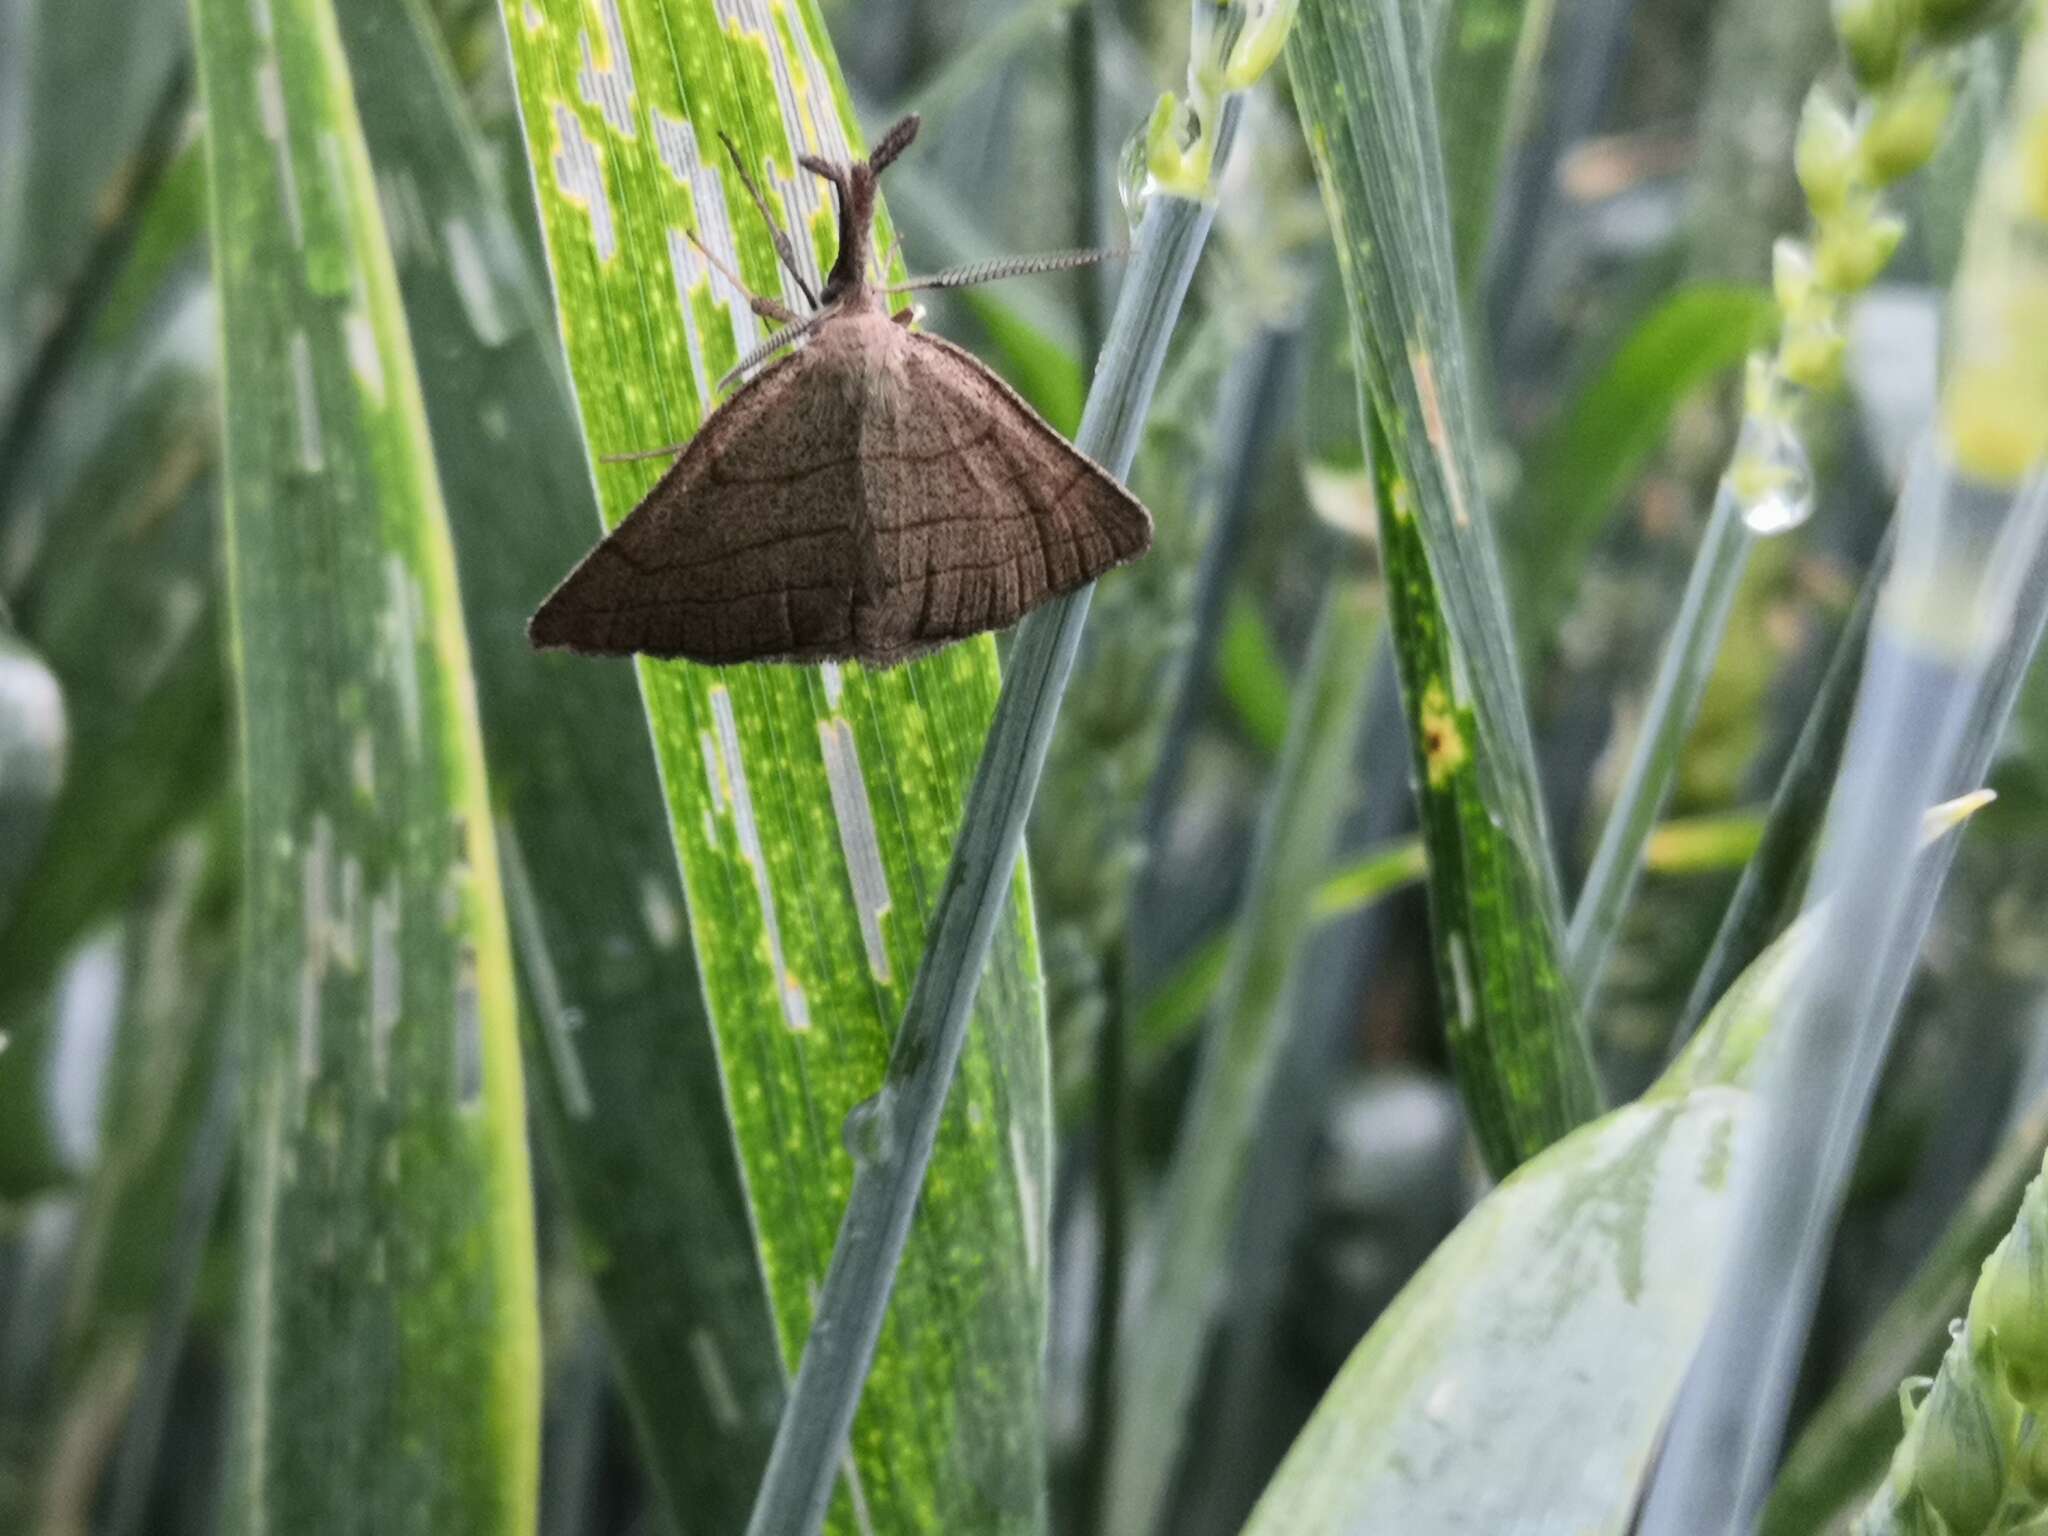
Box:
876, 233, 902, 284
685, 230, 800, 327
717, 130, 820, 308
891, 302, 925, 328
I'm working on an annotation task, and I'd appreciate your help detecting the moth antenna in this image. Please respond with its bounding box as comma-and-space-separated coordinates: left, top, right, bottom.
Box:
717, 310, 827, 394
685, 228, 801, 327
798, 152, 849, 194
866, 114, 921, 176
887, 247, 1128, 295
716, 130, 820, 308
600, 442, 692, 464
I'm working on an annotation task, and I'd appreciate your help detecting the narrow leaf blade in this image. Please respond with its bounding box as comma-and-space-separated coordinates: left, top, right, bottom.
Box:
332, 3, 788, 1526
494, 4, 1052, 1527
192, 0, 541, 1527
1289, 0, 1602, 1173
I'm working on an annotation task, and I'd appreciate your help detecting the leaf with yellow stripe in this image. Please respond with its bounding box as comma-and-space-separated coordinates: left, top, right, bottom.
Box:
191, 0, 540, 1527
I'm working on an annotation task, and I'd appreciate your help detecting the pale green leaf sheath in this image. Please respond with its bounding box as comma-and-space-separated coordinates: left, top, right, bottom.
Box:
1239, 918, 1810, 1536
191, 0, 540, 1531
497, 5, 1051, 1531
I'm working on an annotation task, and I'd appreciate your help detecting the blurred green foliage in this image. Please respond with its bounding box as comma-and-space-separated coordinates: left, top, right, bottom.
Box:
3, 0, 2048, 1533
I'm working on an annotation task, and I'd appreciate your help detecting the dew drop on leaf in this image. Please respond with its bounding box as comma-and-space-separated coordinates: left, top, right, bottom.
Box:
1730, 414, 1816, 535
842, 1088, 898, 1166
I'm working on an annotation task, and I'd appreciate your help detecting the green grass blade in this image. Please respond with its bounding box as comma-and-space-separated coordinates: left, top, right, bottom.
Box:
1121, 809, 1757, 1126
493, 5, 1052, 1528
1760, 551, 2048, 1529
331, 4, 785, 1527
1217, 593, 1292, 755
1565, 480, 1759, 1011
1732, 524, 2048, 1526
1381, 406, 1603, 1166
1436, 0, 1547, 293
0, 634, 65, 929
48, 827, 237, 1536
1288, 0, 1601, 1173
1108, 547, 1381, 1536
1670, 533, 1883, 1048
1510, 284, 1777, 651
744, 139, 1237, 1536
191, 0, 540, 1528
1528, 285, 1775, 1018
1237, 913, 1809, 1536
0, 0, 189, 389
0, 266, 222, 1194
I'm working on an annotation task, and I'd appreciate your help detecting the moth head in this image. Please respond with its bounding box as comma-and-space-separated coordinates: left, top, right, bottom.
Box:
808, 114, 921, 308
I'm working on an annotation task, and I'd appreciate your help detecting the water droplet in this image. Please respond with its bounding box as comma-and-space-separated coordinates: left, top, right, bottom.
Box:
1729, 415, 1815, 535
1116, 124, 1152, 229
842, 1089, 897, 1166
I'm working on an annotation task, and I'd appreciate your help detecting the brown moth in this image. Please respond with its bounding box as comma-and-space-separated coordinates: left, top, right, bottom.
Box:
528, 113, 1152, 668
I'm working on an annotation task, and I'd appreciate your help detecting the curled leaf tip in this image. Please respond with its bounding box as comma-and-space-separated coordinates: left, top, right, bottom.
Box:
1920, 788, 1997, 844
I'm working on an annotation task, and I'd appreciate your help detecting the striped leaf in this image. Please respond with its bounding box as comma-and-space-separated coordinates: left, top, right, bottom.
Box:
494, 4, 1051, 1530
190, 0, 540, 1529
330, 2, 786, 1527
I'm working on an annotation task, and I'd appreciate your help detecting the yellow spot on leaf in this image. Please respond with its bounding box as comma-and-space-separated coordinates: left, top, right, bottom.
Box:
1421, 680, 1468, 788
1389, 476, 1417, 522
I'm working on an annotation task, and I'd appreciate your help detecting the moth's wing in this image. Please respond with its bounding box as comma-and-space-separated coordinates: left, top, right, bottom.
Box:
852, 330, 1152, 664
529, 343, 864, 663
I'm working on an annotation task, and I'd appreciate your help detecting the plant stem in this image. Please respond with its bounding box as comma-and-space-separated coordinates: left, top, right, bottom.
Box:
1567, 480, 1755, 1015
1645, 11, 2048, 1492
740, 103, 1240, 1536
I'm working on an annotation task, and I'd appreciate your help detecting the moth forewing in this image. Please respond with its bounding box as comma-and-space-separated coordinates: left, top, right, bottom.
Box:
529, 112, 1151, 668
